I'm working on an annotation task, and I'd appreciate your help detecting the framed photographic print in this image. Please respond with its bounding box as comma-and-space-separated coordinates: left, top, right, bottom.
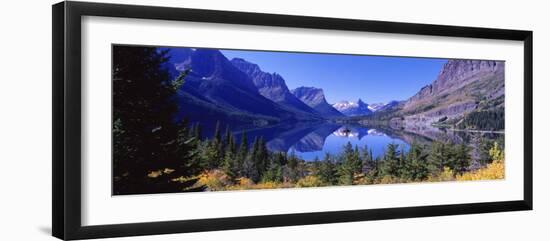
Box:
52, 1, 533, 240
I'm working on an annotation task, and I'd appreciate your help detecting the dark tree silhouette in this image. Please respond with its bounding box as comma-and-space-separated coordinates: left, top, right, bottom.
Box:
112, 46, 203, 195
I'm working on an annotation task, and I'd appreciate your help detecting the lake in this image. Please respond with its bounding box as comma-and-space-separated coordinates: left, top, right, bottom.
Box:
288, 125, 410, 161
197, 121, 504, 161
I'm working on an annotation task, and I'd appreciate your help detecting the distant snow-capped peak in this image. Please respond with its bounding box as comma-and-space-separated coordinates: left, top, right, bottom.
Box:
332, 99, 400, 116
367, 102, 387, 112
333, 99, 367, 109
333, 100, 359, 110
332, 99, 372, 116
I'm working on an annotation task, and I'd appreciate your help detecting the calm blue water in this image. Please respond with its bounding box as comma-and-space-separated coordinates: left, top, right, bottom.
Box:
219, 123, 411, 161
199, 121, 502, 162
290, 126, 409, 161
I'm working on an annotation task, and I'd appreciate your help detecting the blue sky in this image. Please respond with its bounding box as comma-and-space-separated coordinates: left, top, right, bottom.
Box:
221, 49, 447, 104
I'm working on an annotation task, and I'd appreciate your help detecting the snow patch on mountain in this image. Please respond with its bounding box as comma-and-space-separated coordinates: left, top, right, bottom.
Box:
332, 99, 373, 116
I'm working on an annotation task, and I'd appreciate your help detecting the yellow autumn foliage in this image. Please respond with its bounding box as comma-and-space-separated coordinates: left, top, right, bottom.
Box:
489, 142, 505, 161
354, 175, 374, 185
196, 169, 233, 191
379, 175, 402, 184
171, 175, 197, 183
237, 177, 254, 187
425, 161, 504, 183
194, 172, 301, 191
255, 181, 287, 189
376, 175, 413, 185
457, 160, 504, 181
147, 168, 175, 178
296, 176, 324, 187
186, 159, 505, 192
427, 167, 455, 182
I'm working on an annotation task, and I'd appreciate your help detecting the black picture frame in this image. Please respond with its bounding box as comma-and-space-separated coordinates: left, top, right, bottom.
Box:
52, 1, 533, 240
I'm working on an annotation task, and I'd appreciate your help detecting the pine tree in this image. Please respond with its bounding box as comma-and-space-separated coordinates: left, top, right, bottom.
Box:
255, 137, 269, 178
174, 121, 202, 173
220, 131, 237, 179
360, 146, 375, 174
199, 136, 223, 170
235, 132, 248, 177
262, 154, 283, 183
286, 150, 300, 182
353, 145, 362, 173
222, 149, 236, 181
223, 125, 231, 151
317, 153, 337, 185
213, 121, 222, 144
210, 121, 223, 168
193, 123, 202, 140
476, 136, 492, 165
275, 152, 288, 166
427, 141, 447, 173
244, 136, 260, 182
399, 146, 406, 168
337, 142, 358, 185
452, 143, 471, 174
403, 143, 429, 181
381, 143, 400, 177
112, 46, 202, 194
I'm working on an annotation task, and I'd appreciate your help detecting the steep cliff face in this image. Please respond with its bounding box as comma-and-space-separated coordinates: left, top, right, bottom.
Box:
406, 60, 504, 106
176, 49, 259, 93
230, 58, 287, 100
395, 59, 505, 129
291, 87, 344, 118
432, 60, 504, 94
230, 58, 321, 118
164, 48, 301, 124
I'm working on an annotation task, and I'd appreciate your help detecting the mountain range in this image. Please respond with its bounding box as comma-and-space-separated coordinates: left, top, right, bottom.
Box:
164, 48, 298, 125
386, 59, 505, 130
332, 99, 400, 116
332, 99, 373, 116
163, 48, 344, 126
229, 58, 321, 119
368, 101, 400, 112
162, 48, 503, 131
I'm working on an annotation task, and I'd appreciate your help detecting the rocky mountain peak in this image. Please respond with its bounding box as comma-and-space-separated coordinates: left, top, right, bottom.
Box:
230, 58, 261, 75
291, 87, 344, 118
291, 87, 326, 105
432, 60, 504, 94
231, 58, 288, 89
367, 100, 400, 112
230, 58, 320, 117
407, 59, 504, 104
170, 49, 259, 93
401, 59, 505, 127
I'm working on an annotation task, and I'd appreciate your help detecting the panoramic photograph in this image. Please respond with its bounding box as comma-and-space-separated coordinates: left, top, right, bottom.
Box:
112, 45, 505, 195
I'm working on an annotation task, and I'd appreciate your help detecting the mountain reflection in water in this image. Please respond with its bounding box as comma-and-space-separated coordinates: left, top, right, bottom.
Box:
199, 121, 502, 161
